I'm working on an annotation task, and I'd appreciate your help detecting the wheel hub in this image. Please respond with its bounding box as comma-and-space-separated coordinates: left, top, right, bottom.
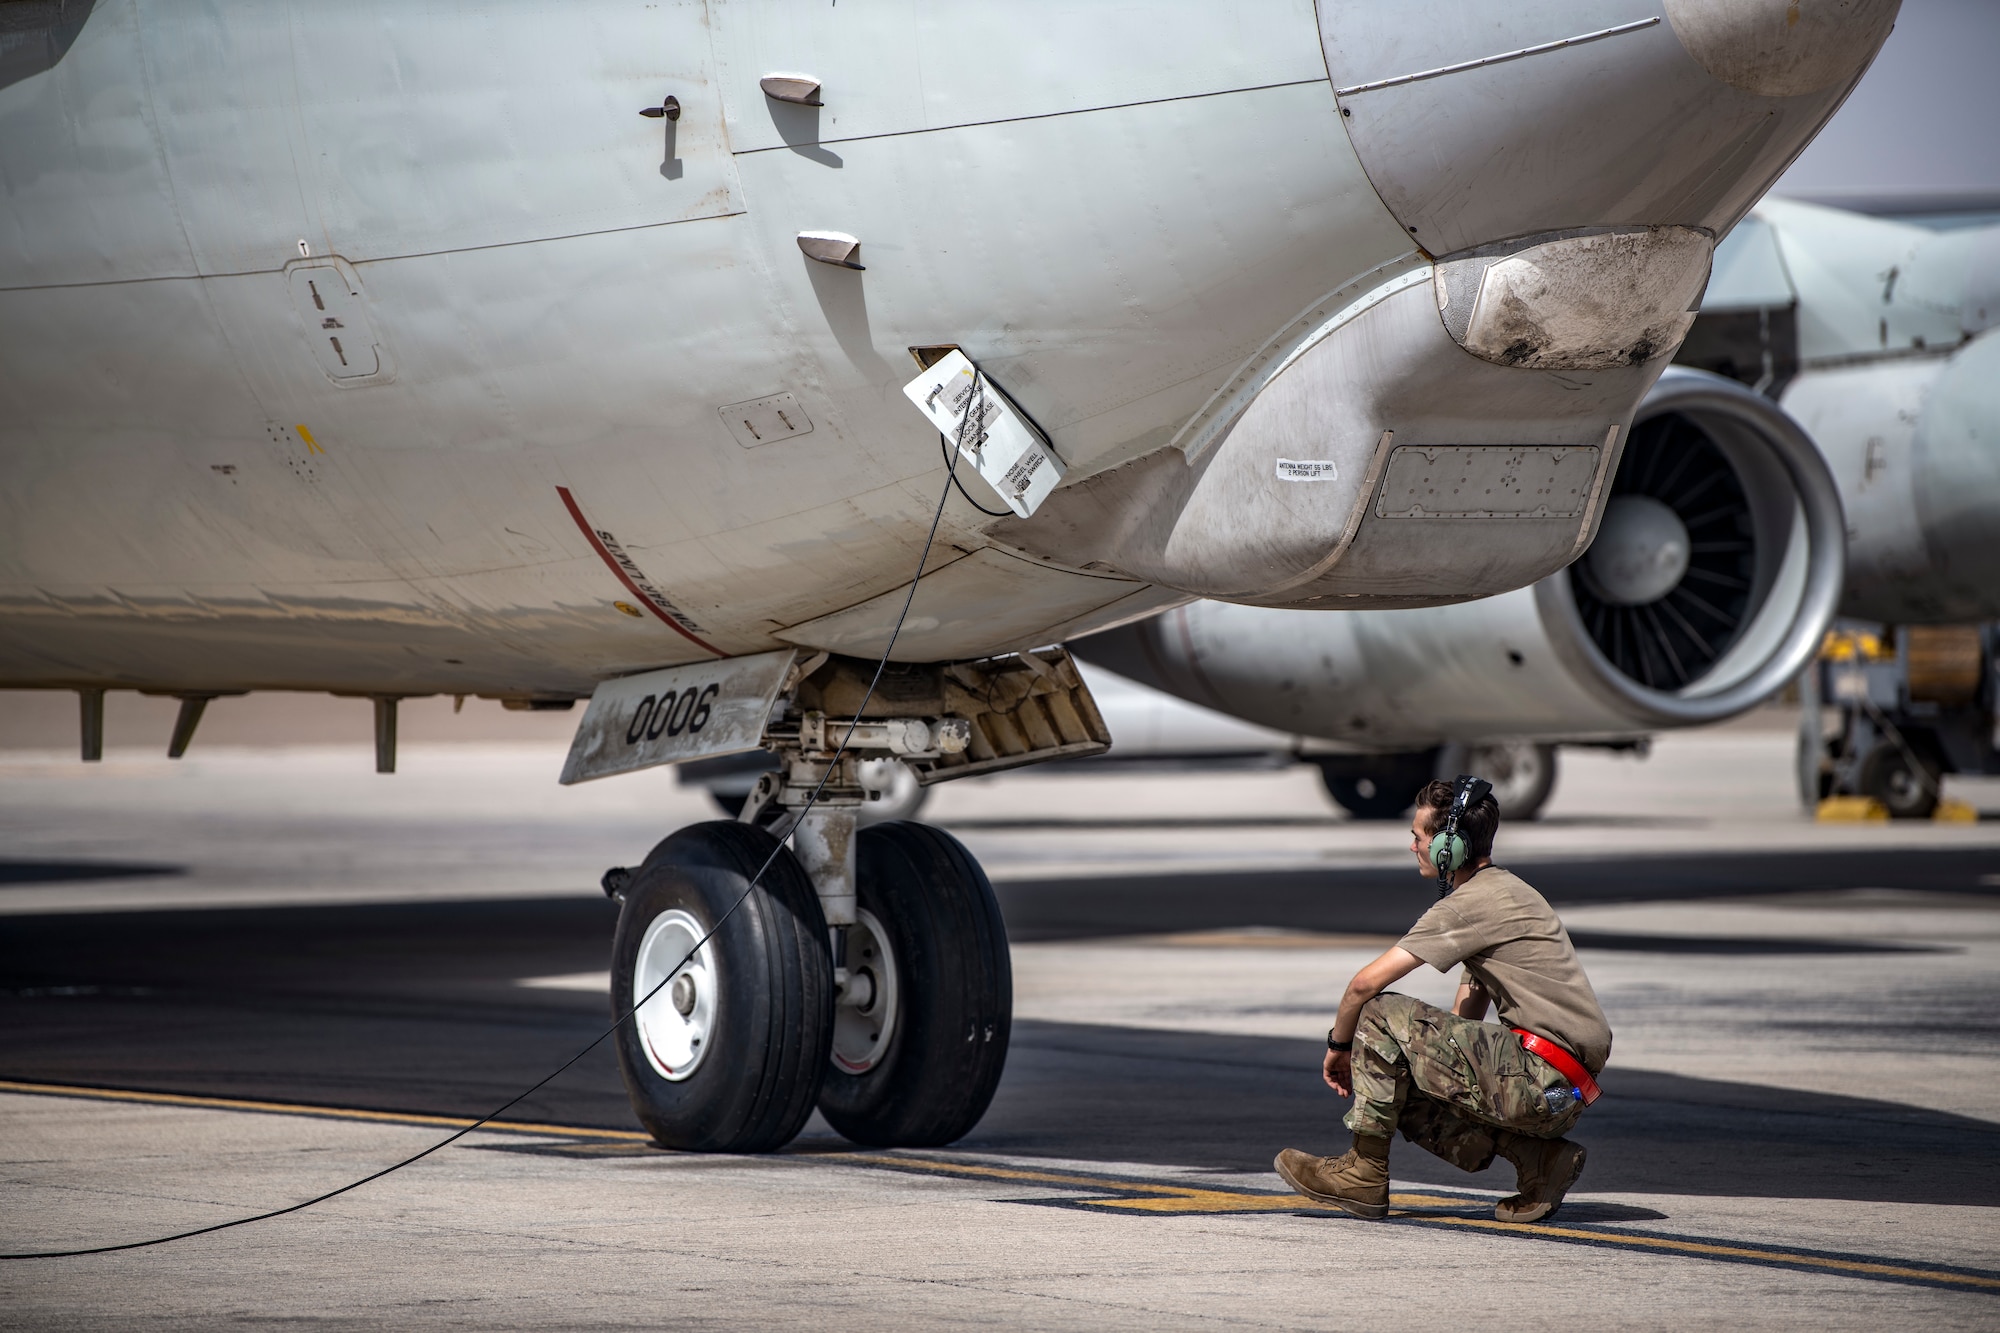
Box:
831, 909, 899, 1075
633, 908, 717, 1082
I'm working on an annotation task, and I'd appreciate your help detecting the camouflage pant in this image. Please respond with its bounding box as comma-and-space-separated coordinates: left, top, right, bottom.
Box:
1343, 992, 1585, 1172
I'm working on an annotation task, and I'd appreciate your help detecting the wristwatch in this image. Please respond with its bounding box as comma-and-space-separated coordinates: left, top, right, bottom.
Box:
1327, 1029, 1353, 1053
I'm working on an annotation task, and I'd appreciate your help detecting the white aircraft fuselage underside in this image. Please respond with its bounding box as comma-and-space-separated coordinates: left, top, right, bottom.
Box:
0, 0, 1894, 697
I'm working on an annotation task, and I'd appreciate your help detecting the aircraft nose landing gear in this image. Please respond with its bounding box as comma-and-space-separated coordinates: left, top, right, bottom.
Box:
605, 648, 1104, 1154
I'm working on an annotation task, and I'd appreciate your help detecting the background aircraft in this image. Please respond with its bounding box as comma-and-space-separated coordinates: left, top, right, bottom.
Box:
1738, 201, 2000, 816
1074, 196, 2000, 821
0, 1, 1897, 1151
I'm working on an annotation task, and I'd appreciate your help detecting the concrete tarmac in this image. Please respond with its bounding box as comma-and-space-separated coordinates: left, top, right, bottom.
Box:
2, 723, 1998, 1327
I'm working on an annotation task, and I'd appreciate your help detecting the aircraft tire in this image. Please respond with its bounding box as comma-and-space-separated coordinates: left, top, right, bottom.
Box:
817, 821, 1011, 1147
1858, 736, 1944, 820
1315, 751, 1439, 820
610, 820, 832, 1152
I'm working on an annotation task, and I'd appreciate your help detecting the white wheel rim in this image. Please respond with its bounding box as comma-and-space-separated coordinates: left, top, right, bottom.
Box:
830, 908, 899, 1075
634, 909, 717, 1082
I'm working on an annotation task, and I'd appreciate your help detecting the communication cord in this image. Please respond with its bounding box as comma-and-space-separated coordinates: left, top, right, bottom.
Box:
937, 432, 1011, 517
1, 376, 993, 1262
932, 357, 1013, 517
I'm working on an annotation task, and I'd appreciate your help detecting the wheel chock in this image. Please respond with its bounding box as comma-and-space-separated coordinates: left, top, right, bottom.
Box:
1933, 799, 1979, 824
1816, 796, 1887, 822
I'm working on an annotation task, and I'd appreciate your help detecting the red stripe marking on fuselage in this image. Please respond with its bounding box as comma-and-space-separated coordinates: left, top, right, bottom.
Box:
557, 486, 723, 657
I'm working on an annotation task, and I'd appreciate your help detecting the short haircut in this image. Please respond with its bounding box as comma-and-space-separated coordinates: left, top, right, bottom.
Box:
1415, 779, 1500, 863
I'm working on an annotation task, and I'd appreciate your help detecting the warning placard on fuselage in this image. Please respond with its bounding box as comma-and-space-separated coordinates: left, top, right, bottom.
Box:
902, 351, 1064, 518
560, 650, 796, 785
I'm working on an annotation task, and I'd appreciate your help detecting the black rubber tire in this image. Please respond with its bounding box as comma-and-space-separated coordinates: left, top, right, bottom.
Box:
610, 821, 831, 1152
1858, 736, 1944, 820
817, 822, 1011, 1147
1316, 750, 1440, 820
1799, 731, 1837, 806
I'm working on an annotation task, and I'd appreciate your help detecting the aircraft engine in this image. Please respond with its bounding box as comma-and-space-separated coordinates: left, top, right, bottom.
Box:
1073, 367, 1846, 746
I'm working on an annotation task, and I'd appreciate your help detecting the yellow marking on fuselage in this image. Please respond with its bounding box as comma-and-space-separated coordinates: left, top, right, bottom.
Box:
295, 424, 324, 454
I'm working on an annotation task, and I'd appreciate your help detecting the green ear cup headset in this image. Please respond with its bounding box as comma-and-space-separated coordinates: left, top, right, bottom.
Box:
1431, 774, 1493, 897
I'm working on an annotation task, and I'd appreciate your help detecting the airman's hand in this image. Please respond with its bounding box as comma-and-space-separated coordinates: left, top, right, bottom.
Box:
1323, 1048, 1353, 1097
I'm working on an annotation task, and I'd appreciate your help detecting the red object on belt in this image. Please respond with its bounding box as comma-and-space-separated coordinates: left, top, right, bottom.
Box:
1513, 1028, 1602, 1106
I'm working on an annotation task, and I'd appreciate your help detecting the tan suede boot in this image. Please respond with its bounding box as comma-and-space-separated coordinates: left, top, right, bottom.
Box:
1273, 1135, 1390, 1219
1492, 1131, 1587, 1223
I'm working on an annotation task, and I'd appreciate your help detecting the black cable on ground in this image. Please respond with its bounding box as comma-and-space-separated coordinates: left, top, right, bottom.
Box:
1, 376, 993, 1262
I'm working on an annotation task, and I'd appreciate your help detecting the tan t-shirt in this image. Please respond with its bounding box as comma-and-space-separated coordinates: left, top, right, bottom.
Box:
1397, 865, 1612, 1073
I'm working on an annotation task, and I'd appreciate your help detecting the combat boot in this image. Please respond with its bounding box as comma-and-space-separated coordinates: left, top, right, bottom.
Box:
1273, 1135, 1390, 1219
1492, 1131, 1586, 1223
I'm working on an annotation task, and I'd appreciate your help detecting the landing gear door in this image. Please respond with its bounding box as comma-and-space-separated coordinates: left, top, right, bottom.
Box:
562, 650, 799, 786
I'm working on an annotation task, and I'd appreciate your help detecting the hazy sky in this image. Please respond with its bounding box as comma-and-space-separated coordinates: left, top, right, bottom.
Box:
1774, 0, 2000, 201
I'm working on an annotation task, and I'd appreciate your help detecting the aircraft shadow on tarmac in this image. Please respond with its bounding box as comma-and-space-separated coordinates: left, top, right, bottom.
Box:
943, 813, 1705, 832
992, 849, 1999, 941
945, 814, 1346, 831
974, 1021, 2000, 1209
1, 849, 1994, 1211
0, 858, 186, 885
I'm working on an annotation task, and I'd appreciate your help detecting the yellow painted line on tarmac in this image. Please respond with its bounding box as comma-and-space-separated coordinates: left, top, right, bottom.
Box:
7, 1080, 1996, 1292
1077, 1190, 1468, 1214
850, 1152, 2000, 1293
852, 1153, 1254, 1197
0, 1079, 651, 1142
851, 1154, 1464, 1212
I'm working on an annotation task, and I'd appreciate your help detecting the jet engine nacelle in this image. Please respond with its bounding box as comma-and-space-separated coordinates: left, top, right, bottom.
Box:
1074, 368, 1845, 746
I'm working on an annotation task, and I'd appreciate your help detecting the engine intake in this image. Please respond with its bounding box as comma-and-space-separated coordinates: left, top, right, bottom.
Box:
1536, 367, 1845, 726
1072, 368, 1845, 746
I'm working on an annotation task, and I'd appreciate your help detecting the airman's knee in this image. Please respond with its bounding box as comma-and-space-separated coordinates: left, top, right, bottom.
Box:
1357, 991, 1419, 1038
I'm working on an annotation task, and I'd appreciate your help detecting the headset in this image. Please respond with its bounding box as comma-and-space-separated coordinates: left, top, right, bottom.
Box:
1430, 773, 1494, 897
